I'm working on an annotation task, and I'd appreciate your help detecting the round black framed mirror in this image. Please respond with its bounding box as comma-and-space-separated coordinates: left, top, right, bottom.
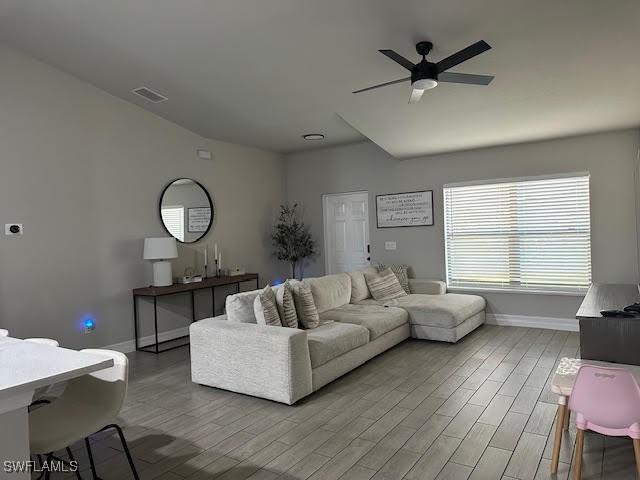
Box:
159, 178, 213, 243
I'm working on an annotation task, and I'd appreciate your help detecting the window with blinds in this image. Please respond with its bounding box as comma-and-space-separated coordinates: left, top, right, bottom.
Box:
443, 173, 591, 294
161, 206, 184, 242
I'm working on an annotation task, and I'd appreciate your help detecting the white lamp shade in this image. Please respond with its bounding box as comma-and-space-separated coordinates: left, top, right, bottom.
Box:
143, 237, 178, 260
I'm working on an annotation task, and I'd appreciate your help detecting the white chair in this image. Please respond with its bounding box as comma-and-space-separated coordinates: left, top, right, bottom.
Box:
24, 338, 59, 347
29, 349, 139, 479
0, 329, 8, 336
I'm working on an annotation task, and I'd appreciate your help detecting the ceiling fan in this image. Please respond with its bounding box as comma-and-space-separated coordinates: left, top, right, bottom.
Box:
353, 40, 494, 103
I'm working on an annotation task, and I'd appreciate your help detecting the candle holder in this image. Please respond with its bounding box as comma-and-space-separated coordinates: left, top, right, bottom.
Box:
204, 263, 209, 279
215, 259, 220, 277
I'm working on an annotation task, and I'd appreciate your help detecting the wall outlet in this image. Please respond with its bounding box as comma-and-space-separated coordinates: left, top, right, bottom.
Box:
385, 241, 397, 250
5, 223, 23, 236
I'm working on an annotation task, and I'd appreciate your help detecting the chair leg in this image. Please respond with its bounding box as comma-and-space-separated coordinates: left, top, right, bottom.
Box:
34, 455, 46, 480
573, 428, 585, 480
85, 437, 98, 480
44, 454, 53, 480
551, 404, 567, 473
66, 447, 82, 480
633, 438, 640, 475
102, 424, 139, 480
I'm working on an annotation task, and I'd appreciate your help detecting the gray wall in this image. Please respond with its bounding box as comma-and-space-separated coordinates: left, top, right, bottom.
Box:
0, 44, 286, 348
285, 129, 640, 320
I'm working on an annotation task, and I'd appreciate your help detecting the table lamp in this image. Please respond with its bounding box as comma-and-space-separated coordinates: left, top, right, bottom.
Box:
143, 237, 178, 287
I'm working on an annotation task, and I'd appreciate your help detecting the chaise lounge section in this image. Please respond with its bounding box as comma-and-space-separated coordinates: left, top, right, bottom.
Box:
190, 269, 485, 404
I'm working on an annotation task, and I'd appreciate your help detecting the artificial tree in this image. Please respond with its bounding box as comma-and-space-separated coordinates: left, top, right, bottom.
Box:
271, 204, 316, 279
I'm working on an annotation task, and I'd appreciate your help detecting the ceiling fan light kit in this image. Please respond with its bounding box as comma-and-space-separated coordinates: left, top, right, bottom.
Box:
412, 79, 438, 90
353, 39, 494, 103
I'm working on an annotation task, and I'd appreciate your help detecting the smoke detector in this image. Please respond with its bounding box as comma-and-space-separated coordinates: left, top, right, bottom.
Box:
131, 86, 168, 103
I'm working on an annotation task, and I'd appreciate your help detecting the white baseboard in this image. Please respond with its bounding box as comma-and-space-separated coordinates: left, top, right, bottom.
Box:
486, 314, 579, 332
104, 326, 190, 353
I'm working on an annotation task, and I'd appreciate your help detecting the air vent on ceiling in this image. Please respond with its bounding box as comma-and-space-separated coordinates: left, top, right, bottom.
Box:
131, 86, 168, 103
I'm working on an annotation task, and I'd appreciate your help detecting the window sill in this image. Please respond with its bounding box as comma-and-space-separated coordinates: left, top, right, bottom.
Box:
447, 286, 588, 297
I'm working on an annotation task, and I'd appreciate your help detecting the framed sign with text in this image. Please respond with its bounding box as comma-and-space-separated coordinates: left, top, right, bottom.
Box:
187, 207, 212, 232
376, 190, 434, 228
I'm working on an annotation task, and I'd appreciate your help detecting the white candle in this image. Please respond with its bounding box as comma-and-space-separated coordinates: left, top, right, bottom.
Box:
218, 252, 222, 271
214, 243, 218, 260
204, 247, 208, 267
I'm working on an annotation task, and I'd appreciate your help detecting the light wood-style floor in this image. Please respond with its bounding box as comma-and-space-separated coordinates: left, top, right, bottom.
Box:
56, 325, 640, 480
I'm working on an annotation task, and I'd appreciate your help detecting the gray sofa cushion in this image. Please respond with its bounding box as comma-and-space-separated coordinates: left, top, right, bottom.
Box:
353, 298, 385, 306
412, 311, 485, 343
319, 304, 408, 340
387, 293, 486, 328
306, 322, 369, 368
408, 279, 447, 295
347, 267, 377, 302
304, 273, 351, 313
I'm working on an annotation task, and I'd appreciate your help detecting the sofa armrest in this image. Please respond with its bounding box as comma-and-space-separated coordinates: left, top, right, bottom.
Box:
408, 279, 447, 295
190, 316, 312, 405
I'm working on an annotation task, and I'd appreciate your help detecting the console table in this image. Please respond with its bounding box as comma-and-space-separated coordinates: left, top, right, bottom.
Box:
132, 273, 259, 353
576, 283, 640, 365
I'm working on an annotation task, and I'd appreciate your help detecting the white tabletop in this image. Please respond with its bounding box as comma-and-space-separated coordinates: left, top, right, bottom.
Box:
0, 337, 114, 398
551, 357, 640, 397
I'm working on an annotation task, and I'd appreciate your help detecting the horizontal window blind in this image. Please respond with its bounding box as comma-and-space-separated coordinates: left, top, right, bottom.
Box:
443, 174, 591, 294
161, 206, 184, 242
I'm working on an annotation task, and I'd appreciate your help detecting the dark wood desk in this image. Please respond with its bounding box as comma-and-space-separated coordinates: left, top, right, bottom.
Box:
132, 273, 259, 353
576, 283, 640, 365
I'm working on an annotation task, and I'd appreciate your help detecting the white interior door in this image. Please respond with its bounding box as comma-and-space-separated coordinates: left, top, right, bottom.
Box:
323, 191, 370, 274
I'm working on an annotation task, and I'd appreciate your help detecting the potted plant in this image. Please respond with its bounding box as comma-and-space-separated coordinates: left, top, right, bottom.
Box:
271, 204, 316, 279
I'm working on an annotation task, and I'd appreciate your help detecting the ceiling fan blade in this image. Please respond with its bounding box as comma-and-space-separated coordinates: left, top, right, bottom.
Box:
436, 40, 491, 73
409, 88, 424, 104
378, 50, 415, 71
352, 77, 410, 94
438, 72, 494, 85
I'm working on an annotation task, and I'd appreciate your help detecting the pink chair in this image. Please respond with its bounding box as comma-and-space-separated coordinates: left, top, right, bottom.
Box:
568, 365, 640, 479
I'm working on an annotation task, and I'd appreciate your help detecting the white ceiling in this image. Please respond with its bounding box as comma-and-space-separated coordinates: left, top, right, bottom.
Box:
1, 0, 639, 158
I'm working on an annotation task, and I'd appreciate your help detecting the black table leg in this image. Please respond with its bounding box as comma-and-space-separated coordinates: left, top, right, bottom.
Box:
133, 294, 139, 351
153, 296, 159, 354
211, 287, 215, 317
191, 290, 196, 322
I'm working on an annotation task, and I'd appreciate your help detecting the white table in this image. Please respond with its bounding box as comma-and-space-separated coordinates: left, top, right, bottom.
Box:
0, 337, 113, 480
549, 357, 640, 474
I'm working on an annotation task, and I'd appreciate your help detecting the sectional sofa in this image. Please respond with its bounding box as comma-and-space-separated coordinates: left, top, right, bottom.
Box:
190, 268, 485, 404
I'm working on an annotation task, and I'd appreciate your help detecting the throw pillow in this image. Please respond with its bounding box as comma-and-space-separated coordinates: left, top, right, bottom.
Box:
291, 282, 320, 329
275, 281, 299, 328
348, 267, 377, 302
253, 285, 282, 326
225, 290, 263, 323
365, 268, 408, 301
377, 263, 410, 294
